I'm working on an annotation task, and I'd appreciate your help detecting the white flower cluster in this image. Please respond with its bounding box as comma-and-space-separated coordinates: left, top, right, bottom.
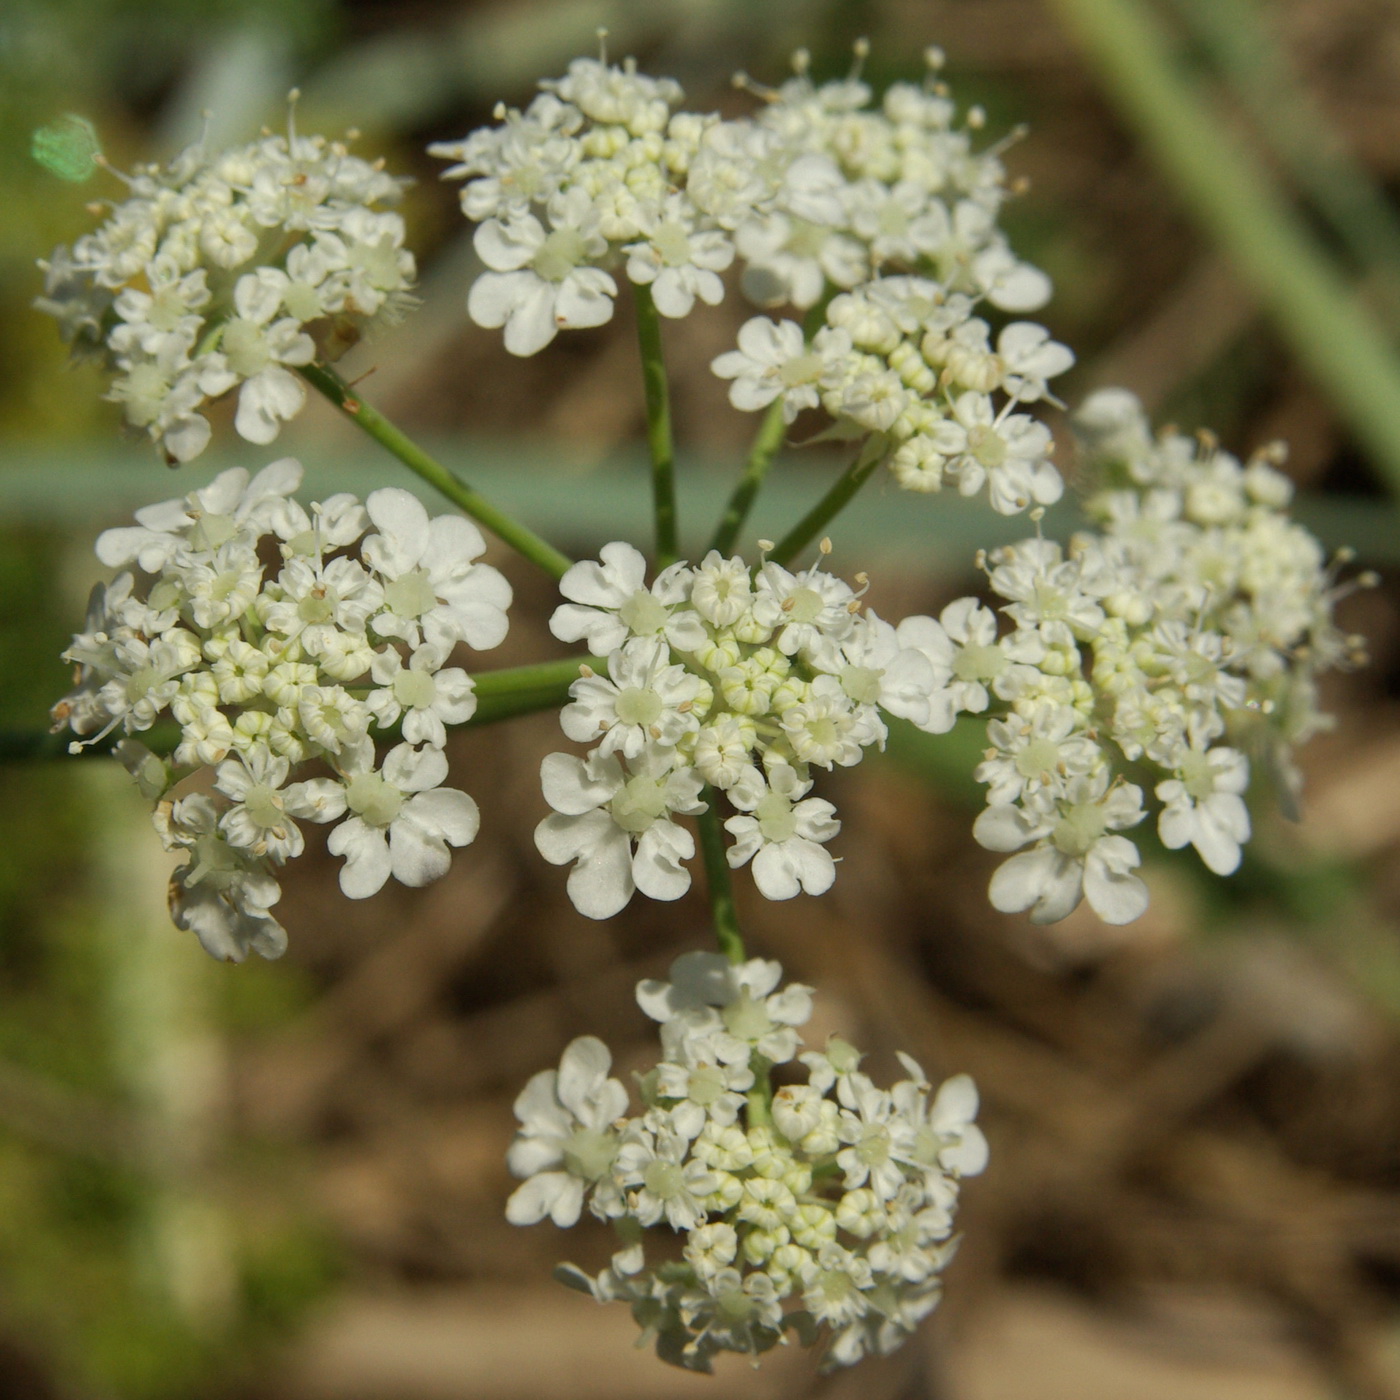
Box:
431, 44, 1047, 354
506, 951, 986, 1372
913, 389, 1362, 925
534, 540, 958, 918
35, 113, 415, 462
52, 460, 510, 960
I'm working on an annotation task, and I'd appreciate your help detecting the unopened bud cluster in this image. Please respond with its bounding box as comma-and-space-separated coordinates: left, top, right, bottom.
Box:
36, 111, 415, 461
536, 541, 959, 917
52, 460, 510, 959
506, 952, 986, 1371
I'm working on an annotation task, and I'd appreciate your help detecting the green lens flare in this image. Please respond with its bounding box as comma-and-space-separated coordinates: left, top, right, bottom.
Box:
31, 114, 102, 182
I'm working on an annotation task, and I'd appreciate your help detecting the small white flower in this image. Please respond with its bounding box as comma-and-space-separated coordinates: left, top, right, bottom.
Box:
506, 1036, 630, 1226
725, 764, 841, 899
312, 740, 481, 899
1156, 744, 1250, 875
535, 749, 705, 918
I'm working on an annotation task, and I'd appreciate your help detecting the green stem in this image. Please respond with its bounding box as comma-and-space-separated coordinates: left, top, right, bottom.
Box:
632, 284, 679, 568
707, 300, 828, 558
299, 362, 574, 580
468, 655, 588, 725
696, 792, 745, 965
768, 435, 888, 567
746, 1053, 774, 1129
707, 399, 787, 556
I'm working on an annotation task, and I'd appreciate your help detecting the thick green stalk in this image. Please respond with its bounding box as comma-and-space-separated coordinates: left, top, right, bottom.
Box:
1169, 0, 1400, 304
299, 362, 574, 580
1047, 0, 1400, 496
768, 435, 887, 567
707, 399, 787, 556
468, 655, 588, 725
696, 794, 745, 965
632, 285, 679, 567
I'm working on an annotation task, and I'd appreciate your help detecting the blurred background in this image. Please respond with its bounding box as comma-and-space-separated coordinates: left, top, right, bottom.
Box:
4, 0, 1400, 1396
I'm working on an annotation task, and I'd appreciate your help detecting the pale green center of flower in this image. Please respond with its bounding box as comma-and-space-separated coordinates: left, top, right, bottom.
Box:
221, 319, 270, 378
125, 665, 161, 702
909, 1126, 942, 1169
968, 424, 1007, 469
384, 569, 438, 619
123, 364, 169, 424
801, 715, 840, 750
563, 1127, 618, 1180
346, 771, 403, 827
652, 220, 693, 267
184, 833, 242, 888
840, 664, 883, 705
817, 1269, 858, 1305
779, 352, 824, 388
856, 1123, 891, 1166
643, 1159, 685, 1200
878, 202, 910, 238
953, 643, 1006, 682
243, 782, 284, 830
393, 669, 438, 710
687, 1064, 728, 1106
282, 281, 322, 322
717, 1286, 756, 1322
148, 285, 189, 333
298, 591, 335, 624
618, 589, 668, 635
785, 587, 825, 624
148, 578, 184, 612
609, 775, 668, 833
755, 792, 798, 845
1032, 584, 1069, 620
614, 686, 662, 727
187, 512, 238, 553
532, 228, 588, 282
1180, 750, 1217, 802
1014, 738, 1060, 782
1052, 801, 1107, 858
722, 989, 774, 1043
787, 220, 828, 259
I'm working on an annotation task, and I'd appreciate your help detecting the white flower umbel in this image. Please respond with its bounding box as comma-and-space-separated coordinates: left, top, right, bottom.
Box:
936, 388, 1365, 927
538, 542, 957, 916
52, 464, 511, 957
434, 42, 1052, 370
508, 953, 985, 1374
37, 108, 416, 461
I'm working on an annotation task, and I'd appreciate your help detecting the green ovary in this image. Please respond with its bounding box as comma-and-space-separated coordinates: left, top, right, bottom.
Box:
383, 569, 438, 620
563, 1127, 618, 1180
614, 686, 663, 727
393, 668, 438, 710
346, 771, 403, 827
609, 776, 668, 833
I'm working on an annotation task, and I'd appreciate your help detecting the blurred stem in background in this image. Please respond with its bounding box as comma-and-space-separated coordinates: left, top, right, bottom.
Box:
1047, 0, 1400, 498
1166, 0, 1400, 315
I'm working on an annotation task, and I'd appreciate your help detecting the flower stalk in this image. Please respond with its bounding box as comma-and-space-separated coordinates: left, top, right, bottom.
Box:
695, 793, 746, 965
632, 284, 679, 569
769, 434, 888, 567
299, 362, 574, 581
